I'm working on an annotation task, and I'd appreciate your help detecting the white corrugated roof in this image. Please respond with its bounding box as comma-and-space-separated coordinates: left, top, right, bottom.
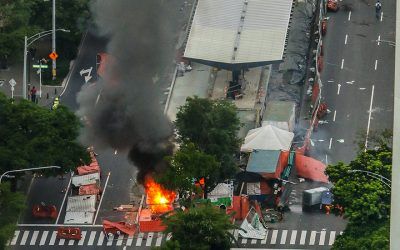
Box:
64, 211, 95, 224
71, 172, 100, 186
184, 0, 293, 64
66, 195, 97, 212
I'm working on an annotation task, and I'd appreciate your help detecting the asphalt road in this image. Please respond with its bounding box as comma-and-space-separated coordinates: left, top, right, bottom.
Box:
13, 0, 193, 249
311, 0, 395, 164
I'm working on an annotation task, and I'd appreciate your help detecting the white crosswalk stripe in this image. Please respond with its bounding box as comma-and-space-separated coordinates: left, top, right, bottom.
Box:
20, 231, 29, 245
290, 230, 297, 245
88, 231, 97, 246
9, 228, 344, 247
30, 231, 39, 245
10, 230, 20, 246
39, 231, 48, 245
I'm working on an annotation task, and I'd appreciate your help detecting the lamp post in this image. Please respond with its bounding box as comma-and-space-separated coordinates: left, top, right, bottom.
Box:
52, 0, 56, 80
0, 166, 61, 184
347, 169, 391, 189
23, 29, 70, 99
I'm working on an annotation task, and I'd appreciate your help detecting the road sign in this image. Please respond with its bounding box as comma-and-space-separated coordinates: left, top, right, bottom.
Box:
49, 52, 58, 60
33, 64, 49, 69
9, 78, 16, 87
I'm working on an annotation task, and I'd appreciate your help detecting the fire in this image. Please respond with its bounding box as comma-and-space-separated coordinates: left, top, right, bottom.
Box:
144, 175, 176, 214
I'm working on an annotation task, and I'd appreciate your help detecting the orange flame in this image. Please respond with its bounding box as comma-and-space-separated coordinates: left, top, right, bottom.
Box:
144, 175, 176, 214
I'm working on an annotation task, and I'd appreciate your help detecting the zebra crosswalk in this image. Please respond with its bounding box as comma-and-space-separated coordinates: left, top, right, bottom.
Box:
8, 228, 342, 248
233, 229, 342, 247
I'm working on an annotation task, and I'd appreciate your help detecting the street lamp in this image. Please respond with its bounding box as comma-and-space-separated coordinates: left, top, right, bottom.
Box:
23, 29, 70, 99
0, 166, 61, 184
347, 169, 391, 189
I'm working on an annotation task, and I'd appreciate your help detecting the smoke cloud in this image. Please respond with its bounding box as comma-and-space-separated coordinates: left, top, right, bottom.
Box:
77, 0, 183, 183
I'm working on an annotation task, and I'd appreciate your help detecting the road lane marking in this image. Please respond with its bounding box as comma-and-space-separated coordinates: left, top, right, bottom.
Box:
345, 34, 348, 44
329, 138, 333, 149
127, 235, 134, 246
280, 230, 288, 244
97, 232, 105, 246
381, 12, 383, 22
251, 238, 257, 244
58, 239, 65, 245
39, 231, 49, 245
365, 85, 375, 150
56, 173, 72, 224
88, 231, 97, 246
378, 35, 381, 45
270, 230, 278, 244
49, 231, 57, 245
333, 110, 337, 121
20, 231, 29, 245
95, 93, 101, 106
261, 230, 268, 244
299, 231, 307, 245
328, 80, 334, 83
78, 231, 87, 245
10, 230, 20, 245
106, 234, 114, 246
290, 230, 297, 244
93, 172, 111, 225
329, 231, 336, 245
136, 233, 144, 246
348, 11, 351, 21
68, 239, 74, 245
156, 233, 163, 246
375, 60, 378, 70
319, 230, 326, 245
241, 238, 248, 244
309, 231, 317, 245
30, 231, 39, 245
325, 154, 328, 164
341, 59, 344, 69
337, 84, 341, 95
116, 234, 124, 246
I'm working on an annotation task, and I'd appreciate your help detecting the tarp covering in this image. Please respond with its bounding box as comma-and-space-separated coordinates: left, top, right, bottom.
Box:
103, 220, 136, 236
79, 184, 101, 196
239, 208, 267, 239
295, 154, 329, 183
241, 125, 294, 152
208, 182, 234, 199
262, 101, 296, 132
246, 150, 289, 179
76, 160, 100, 175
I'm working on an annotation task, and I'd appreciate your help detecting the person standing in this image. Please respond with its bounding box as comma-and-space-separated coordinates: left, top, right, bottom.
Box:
375, 0, 382, 19
30, 86, 37, 103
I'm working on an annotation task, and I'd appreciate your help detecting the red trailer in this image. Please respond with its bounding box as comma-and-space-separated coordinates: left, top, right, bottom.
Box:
103, 220, 136, 239
32, 204, 58, 219
56, 227, 82, 240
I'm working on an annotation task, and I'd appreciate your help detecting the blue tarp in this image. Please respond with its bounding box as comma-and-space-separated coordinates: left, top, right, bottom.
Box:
247, 149, 281, 174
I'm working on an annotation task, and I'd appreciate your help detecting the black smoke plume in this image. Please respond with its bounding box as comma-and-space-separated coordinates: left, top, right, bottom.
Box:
77, 0, 182, 183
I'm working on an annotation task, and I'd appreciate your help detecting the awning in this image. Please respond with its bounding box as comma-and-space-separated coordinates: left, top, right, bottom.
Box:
241, 125, 294, 152
71, 172, 100, 187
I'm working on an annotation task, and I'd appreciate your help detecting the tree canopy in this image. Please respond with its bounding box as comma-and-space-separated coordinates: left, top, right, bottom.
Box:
160, 204, 236, 250
0, 183, 25, 250
0, 92, 90, 175
156, 143, 220, 201
175, 97, 241, 181
326, 143, 392, 250
325, 146, 391, 224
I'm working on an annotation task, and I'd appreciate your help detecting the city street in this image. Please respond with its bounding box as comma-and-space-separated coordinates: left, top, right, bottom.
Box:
312, 0, 395, 164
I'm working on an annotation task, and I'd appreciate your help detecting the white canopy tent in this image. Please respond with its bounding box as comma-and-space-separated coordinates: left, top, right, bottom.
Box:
241, 125, 294, 152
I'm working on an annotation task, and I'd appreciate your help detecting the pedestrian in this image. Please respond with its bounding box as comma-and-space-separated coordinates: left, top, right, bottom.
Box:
375, 1, 382, 19
52, 97, 60, 110
30, 86, 37, 103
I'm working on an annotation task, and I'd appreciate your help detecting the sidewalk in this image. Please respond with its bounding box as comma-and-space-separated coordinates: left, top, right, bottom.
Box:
0, 63, 64, 107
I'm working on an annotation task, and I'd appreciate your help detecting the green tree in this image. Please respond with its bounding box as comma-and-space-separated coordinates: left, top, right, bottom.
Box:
325, 146, 391, 224
160, 204, 236, 250
0, 92, 90, 175
332, 220, 389, 250
0, 183, 26, 250
175, 97, 241, 182
156, 143, 220, 201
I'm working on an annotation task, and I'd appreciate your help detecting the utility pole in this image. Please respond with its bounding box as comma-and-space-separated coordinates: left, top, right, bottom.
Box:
52, 0, 56, 80
23, 36, 28, 99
